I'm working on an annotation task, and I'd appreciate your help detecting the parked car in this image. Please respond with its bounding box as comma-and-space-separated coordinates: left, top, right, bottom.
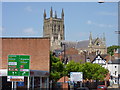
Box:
97, 85, 107, 90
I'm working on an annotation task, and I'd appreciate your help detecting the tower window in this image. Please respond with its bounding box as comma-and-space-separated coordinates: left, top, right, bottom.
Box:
54, 25, 56, 33
52, 24, 54, 33
58, 25, 60, 32
54, 37, 58, 41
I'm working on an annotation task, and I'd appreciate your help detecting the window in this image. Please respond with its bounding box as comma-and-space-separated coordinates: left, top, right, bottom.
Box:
54, 25, 56, 33
96, 42, 99, 45
58, 25, 60, 32
115, 71, 117, 75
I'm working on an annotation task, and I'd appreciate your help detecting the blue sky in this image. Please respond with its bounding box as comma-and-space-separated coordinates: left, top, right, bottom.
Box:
2, 2, 118, 46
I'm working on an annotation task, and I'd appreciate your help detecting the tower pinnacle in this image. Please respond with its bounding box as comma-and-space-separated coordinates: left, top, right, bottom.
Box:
61, 8, 64, 19
44, 9, 46, 19
89, 32, 92, 46
50, 7, 53, 18
55, 11, 57, 18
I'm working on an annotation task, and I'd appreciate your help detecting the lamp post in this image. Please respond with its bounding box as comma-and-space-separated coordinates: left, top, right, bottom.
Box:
61, 43, 66, 64
61, 43, 66, 83
83, 50, 87, 62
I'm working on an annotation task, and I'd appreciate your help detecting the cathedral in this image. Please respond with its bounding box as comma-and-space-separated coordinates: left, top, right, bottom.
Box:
61, 32, 107, 54
43, 7, 65, 51
43, 7, 107, 54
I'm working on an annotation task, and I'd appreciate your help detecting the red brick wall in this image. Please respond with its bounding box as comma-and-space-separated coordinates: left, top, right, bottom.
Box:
1, 38, 50, 71
66, 48, 78, 55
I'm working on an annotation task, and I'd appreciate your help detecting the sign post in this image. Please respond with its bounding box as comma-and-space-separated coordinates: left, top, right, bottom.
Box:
70, 72, 83, 82
70, 72, 83, 88
8, 55, 30, 89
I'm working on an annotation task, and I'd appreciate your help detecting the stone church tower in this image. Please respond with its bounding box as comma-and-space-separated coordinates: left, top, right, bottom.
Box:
43, 7, 65, 51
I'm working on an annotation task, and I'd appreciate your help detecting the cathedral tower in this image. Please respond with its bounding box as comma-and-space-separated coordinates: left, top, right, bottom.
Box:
43, 7, 65, 51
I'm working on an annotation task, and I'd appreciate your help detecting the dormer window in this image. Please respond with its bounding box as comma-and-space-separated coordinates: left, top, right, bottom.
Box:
96, 42, 99, 45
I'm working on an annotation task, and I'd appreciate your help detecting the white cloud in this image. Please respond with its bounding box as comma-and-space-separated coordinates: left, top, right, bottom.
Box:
87, 20, 92, 24
23, 28, 36, 35
98, 11, 117, 16
25, 6, 32, 12
86, 20, 117, 28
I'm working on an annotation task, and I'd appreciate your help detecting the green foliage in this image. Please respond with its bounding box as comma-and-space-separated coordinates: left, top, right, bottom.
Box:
50, 52, 60, 63
107, 45, 120, 56
50, 52, 64, 82
65, 61, 109, 81
50, 52, 109, 82
65, 60, 81, 76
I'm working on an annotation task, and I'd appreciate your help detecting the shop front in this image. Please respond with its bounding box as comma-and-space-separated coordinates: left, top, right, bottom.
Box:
0, 69, 49, 89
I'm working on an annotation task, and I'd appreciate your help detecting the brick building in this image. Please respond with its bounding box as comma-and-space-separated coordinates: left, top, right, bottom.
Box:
0, 37, 50, 89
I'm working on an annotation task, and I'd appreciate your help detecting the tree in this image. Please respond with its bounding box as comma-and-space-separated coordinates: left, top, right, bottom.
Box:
107, 45, 120, 56
65, 60, 82, 76
50, 52, 64, 82
65, 61, 109, 81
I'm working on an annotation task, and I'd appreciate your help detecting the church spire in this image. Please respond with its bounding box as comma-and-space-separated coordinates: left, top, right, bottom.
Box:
44, 9, 46, 19
61, 8, 64, 19
50, 7, 53, 18
55, 11, 57, 18
89, 32, 92, 46
103, 33, 106, 45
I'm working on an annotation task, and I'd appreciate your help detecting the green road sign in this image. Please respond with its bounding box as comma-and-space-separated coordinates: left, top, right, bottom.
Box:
8, 55, 30, 76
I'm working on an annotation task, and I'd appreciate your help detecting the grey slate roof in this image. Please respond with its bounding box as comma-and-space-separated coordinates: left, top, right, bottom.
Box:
61, 39, 97, 49
76, 40, 89, 48
61, 40, 77, 49
111, 59, 120, 64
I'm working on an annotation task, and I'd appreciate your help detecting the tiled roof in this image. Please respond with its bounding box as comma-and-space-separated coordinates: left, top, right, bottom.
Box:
111, 59, 120, 64
61, 39, 97, 49
76, 40, 89, 48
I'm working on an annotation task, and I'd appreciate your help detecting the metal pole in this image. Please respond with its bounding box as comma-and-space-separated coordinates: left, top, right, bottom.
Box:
85, 52, 86, 62
47, 77, 49, 90
32, 76, 34, 89
12, 81, 14, 90
64, 44, 66, 63
14, 81, 16, 90
63, 44, 66, 83
40, 77, 42, 89
27, 76, 30, 89
44, 78, 46, 88
80, 81, 82, 87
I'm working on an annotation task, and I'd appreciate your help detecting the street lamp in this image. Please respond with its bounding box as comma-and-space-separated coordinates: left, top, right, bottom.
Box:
61, 43, 66, 64
83, 50, 87, 62
61, 42, 66, 83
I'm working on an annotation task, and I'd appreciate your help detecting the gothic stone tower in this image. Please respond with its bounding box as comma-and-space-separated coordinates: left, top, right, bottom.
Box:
43, 7, 65, 51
